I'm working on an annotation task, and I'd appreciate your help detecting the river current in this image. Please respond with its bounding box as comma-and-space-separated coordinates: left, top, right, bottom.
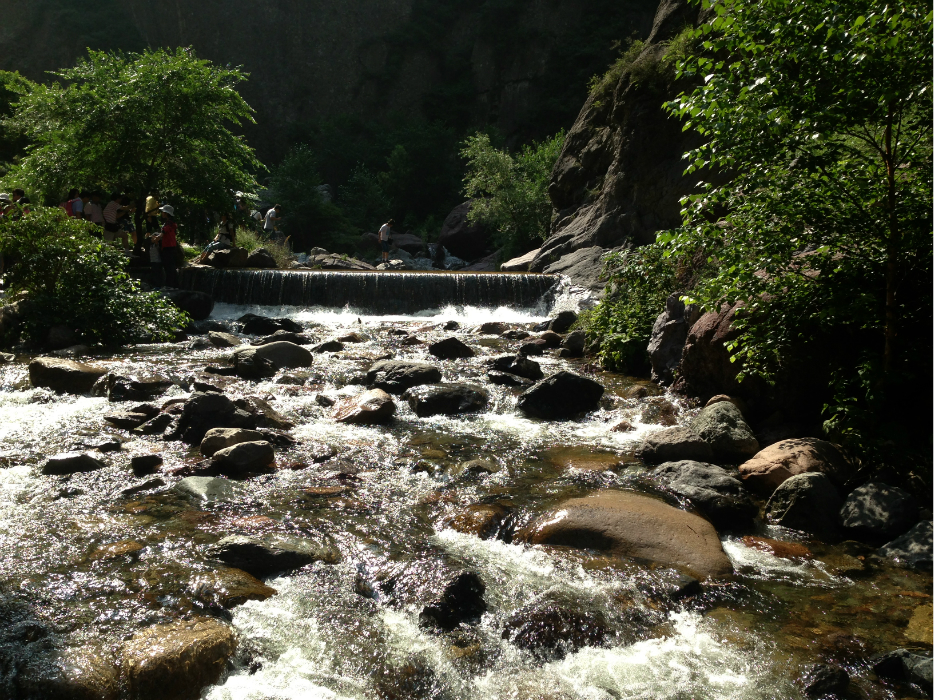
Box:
0, 300, 929, 699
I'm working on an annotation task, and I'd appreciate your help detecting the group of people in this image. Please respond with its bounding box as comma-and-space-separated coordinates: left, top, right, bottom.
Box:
0, 189, 31, 218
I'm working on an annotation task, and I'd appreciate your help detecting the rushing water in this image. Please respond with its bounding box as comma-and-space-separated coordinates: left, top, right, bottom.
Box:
0, 299, 930, 699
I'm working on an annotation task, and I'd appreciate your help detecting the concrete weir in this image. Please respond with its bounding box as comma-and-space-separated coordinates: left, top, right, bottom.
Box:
180, 268, 560, 314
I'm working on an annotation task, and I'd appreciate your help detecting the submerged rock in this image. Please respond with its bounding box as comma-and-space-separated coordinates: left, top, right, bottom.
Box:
690, 402, 759, 461
209, 534, 337, 578
404, 384, 489, 417
516, 371, 604, 420
654, 460, 757, 529
29, 357, 107, 395
639, 426, 714, 464
503, 601, 608, 660
517, 490, 733, 579
877, 520, 933, 571
121, 617, 236, 700
42, 452, 105, 475
442, 504, 507, 539
333, 389, 396, 425
189, 568, 277, 609
738, 438, 854, 496
16, 646, 119, 700
429, 336, 475, 359
366, 360, 442, 394
839, 482, 919, 542
765, 472, 842, 538
174, 476, 246, 503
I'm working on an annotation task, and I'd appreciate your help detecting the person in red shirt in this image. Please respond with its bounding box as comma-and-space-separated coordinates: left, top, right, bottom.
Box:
156, 204, 179, 288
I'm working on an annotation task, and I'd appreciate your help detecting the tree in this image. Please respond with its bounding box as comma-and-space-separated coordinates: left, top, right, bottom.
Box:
661, 0, 932, 455
461, 131, 565, 259
3, 47, 262, 234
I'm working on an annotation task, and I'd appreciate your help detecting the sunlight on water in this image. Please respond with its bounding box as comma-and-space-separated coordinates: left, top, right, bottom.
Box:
722, 537, 848, 586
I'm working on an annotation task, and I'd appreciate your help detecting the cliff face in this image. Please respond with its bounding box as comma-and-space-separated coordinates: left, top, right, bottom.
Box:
0, 0, 659, 161
530, 0, 715, 287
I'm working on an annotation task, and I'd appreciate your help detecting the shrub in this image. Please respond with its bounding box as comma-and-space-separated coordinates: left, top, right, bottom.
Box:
0, 207, 189, 345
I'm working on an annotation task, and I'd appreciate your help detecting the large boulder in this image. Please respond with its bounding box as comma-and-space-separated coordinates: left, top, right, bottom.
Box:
309, 253, 377, 271
366, 360, 442, 395
548, 310, 579, 334
246, 247, 278, 268
690, 401, 759, 461
877, 520, 933, 571
437, 202, 490, 261
333, 389, 396, 425
209, 534, 337, 578
206, 246, 249, 268
159, 289, 214, 321
872, 649, 933, 693
169, 392, 258, 444
488, 354, 544, 380
239, 314, 303, 336
428, 337, 475, 360
404, 384, 489, 417
765, 472, 843, 538
647, 294, 700, 386
517, 490, 733, 579
540, 246, 608, 289
638, 426, 714, 464
29, 357, 107, 394
839, 482, 919, 542
121, 617, 236, 700
738, 438, 854, 496
211, 441, 276, 477
516, 371, 604, 420
501, 248, 539, 272
233, 341, 312, 372
654, 460, 758, 529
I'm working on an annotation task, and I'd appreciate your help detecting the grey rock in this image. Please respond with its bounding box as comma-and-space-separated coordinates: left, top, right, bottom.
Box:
29, 357, 107, 395
501, 248, 539, 272
239, 314, 303, 336
200, 428, 267, 457
839, 482, 919, 542
103, 373, 174, 402
174, 476, 245, 503
207, 246, 249, 268
405, 383, 489, 417
246, 247, 278, 268
366, 360, 442, 395
638, 426, 714, 464
208, 331, 242, 348
871, 648, 933, 692
488, 354, 544, 380
647, 294, 700, 386
211, 440, 276, 477
801, 664, 848, 698
160, 288, 215, 320
766, 472, 843, 538
429, 336, 475, 360
132, 412, 175, 436
691, 402, 759, 461
42, 452, 105, 475
209, 534, 337, 578
516, 371, 604, 420
487, 371, 535, 387
877, 520, 933, 571
311, 339, 344, 353
540, 246, 608, 289
548, 310, 578, 334
234, 341, 312, 371
169, 392, 258, 444
561, 330, 586, 356
655, 460, 757, 529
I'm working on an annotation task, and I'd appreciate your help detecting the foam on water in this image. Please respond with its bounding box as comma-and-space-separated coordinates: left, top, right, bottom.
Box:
722, 537, 849, 586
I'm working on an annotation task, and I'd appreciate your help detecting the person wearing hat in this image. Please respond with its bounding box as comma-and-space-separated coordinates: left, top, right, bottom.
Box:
154, 204, 179, 287
378, 219, 395, 264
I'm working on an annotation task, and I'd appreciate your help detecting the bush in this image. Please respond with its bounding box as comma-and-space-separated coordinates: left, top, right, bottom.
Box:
0, 208, 189, 345
234, 227, 294, 268
461, 130, 565, 259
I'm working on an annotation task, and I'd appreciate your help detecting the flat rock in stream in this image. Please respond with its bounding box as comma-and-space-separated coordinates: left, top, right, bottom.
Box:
516, 490, 733, 579
404, 383, 489, 417
333, 389, 396, 425
42, 452, 106, 475
209, 534, 338, 578
200, 428, 267, 457
29, 357, 108, 395
208, 331, 242, 348
366, 361, 442, 394
234, 341, 312, 372
516, 371, 604, 420
211, 441, 276, 477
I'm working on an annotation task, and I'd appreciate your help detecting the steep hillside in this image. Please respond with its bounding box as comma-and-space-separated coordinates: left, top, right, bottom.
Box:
0, 0, 659, 162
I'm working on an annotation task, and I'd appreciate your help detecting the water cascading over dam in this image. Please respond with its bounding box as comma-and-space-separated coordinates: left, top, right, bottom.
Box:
180, 268, 560, 314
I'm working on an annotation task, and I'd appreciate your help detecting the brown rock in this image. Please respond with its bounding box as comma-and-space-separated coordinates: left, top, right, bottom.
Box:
333, 389, 396, 425
190, 568, 277, 608
200, 427, 266, 457
29, 357, 108, 394
516, 490, 733, 579
89, 540, 145, 561
121, 617, 236, 700
738, 438, 853, 496
17, 646, 119, 700
906, 604, 933, 644
741, 536, 812, 560
443, 504, 507, 538
705, 394, 748, 416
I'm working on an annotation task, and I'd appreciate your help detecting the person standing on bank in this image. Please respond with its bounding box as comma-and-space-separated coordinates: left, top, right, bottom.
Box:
263, 204, 282, 239
378, 219, 394, 264
156, 204, 179, 288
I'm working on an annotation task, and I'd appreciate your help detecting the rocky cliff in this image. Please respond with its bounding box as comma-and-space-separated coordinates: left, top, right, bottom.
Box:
530, 0, 716, 289
0, 0, 659, 162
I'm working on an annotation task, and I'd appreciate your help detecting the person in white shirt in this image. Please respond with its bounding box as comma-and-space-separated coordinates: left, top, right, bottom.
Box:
378, 219, 395, 263
263, 204, 282, 238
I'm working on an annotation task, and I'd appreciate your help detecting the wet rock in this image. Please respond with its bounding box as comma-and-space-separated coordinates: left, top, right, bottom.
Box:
442, 504, 507, 538
338, 331, 366, 343
519, 338, 547, 355
89, 540, 145, 561
877, 520, 933, 571
90, 438, 123, 453
252, 330, 312, 346
404, 383, 489, 417
429, 336, 475, 359
376, 558, 486, 631
801, 664, 849, 698
654, 460, 757, 529
234, 341, 312, 372
246, 247, 278, 268
839, 482, 919, 542
211, 441, 276, 477
104, 411, 152, 429
517, 490, 733, 579
765, 473, 843, 538
561, 329, 586, 357
476, 321, 509, 335
367, 360, 443, 394
691, 402, 759, 461
122, 478, 165, 497
131, 454, 163, 476
487, 370, 535, 387
872, 649, 933, 692
738, 438, 854, 496
503, 601, 608, 660
16, 646, 119, 700
209, 534, 337, 578
42, 452, 105, 475
647, 294, 701, 386
442, 320, 460, 331
516, 371, 604, 420
537, 330, 563, 348
312, 339, 345, 353
101, 373, 174, 402
200, 427, 267, 457
170, 392, 258, 444
240, 395, 295, 431
190, 568, 277, 608
29, 357, 108, 394
906, 604, 933, 644
133, 413, 175, 436
638, 426, 714, 465
174, 476, 246, 503
548, 311, 578, 334
741, 536, 813, 560
640, 397, 679, 426
373, 657, 446, 700
448, 459, 500, 478
333, 389, 396, 425
488, 354, 543, 380
239, 314, 303, 336
121, 617, 236, 700
160, 289, 215, 321
501, 329, 531, 340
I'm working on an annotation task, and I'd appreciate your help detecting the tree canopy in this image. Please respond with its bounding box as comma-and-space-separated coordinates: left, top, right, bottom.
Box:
3, 47, 262, 217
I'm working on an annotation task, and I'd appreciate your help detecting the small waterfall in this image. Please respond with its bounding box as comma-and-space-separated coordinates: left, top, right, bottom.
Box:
180, 268, 560, 314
